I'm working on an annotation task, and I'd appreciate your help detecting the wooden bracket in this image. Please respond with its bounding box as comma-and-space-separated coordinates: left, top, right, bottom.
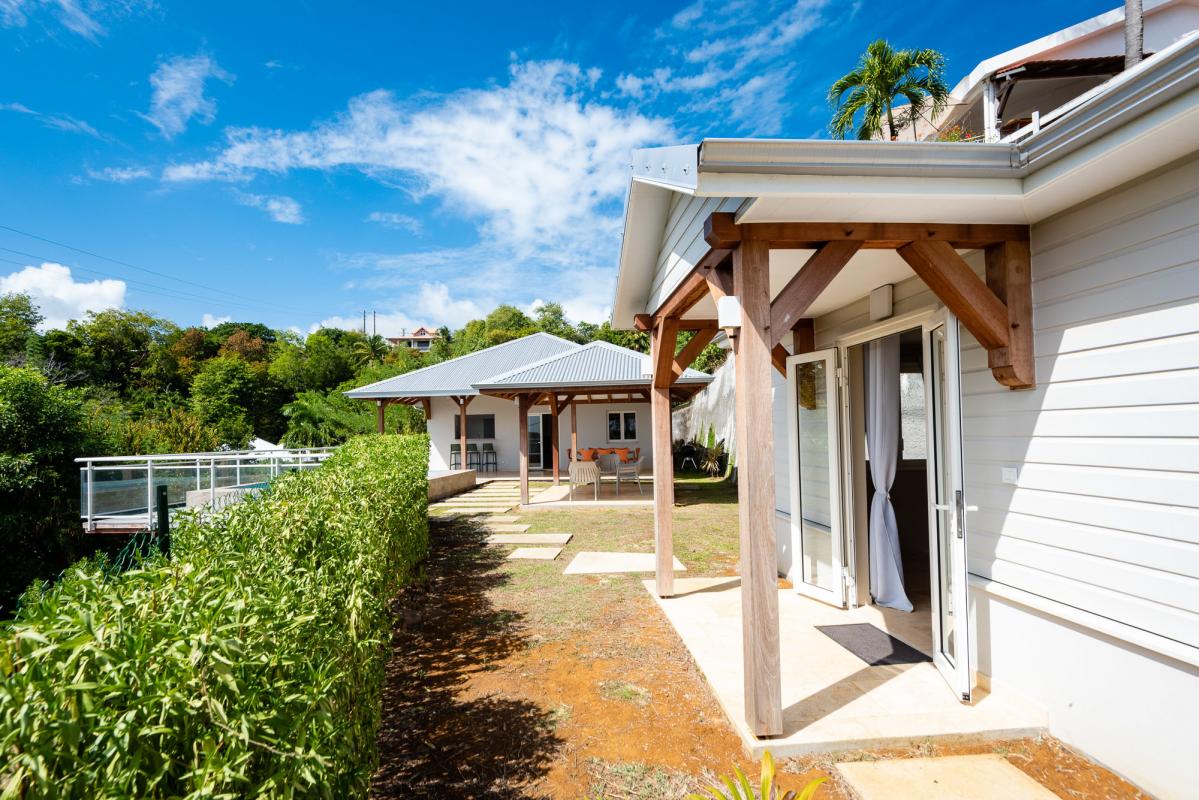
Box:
985, 240, 1034, 388
769, 241, 862, 346
672, 327, 716, 380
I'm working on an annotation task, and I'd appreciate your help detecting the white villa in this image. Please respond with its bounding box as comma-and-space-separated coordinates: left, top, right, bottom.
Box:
345, 332, 710, 501
612, 4, 1199, 798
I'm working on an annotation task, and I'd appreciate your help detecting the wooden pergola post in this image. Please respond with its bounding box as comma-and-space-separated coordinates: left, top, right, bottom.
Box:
732, 226, 783, 737
518, 394, 531, 505
455, 396, 473, 471
651, 318, 679, 598
376, 399, 388, 434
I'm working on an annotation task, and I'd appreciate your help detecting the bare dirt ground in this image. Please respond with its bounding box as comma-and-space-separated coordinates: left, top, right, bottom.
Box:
371, 477, 1144, 799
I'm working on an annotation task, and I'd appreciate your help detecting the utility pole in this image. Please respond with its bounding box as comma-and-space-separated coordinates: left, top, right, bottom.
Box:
372, 310, 377, 337
1125, 0, 1144, 70
362, 310, 367, 335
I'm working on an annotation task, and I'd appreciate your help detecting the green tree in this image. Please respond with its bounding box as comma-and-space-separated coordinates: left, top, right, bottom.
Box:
302, 331, 355, 391
0, 292, 43, 363
0, 366, 89, 612
67, 309, 177, 394
828, 40, 949, 141
189, 356, 261, 447
352, 333, 390, 368
483, 304, 535, 345
533, 302, 583, 342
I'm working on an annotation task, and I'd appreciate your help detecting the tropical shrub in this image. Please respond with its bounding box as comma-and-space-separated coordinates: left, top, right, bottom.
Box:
0, 365, 89, 614
688, 752, 825, 800
0, 433, 430, 798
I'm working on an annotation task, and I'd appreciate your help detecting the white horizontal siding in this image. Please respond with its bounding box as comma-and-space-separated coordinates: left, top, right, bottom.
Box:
964, 155, 1199, 649
647, 194, 744, 313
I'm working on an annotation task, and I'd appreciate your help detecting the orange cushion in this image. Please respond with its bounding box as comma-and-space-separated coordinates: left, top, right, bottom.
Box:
614, 448, 630, 463
579, 448, 596, 461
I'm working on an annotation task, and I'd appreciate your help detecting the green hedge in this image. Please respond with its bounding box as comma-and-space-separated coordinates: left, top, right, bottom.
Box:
0, 433, 429, 799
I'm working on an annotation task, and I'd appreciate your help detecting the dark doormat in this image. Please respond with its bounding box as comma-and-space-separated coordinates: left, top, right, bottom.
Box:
816, 623, 931, 666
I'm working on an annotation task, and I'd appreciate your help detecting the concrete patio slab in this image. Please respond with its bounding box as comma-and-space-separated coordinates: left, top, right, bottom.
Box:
564, 551, 686, 574
507, 547, 564, 561
487, 532, 573, 545
485, 523, 531, 533
430, 506, 514, 515
836, 754, 1058, 799
643, 577, 1046, 759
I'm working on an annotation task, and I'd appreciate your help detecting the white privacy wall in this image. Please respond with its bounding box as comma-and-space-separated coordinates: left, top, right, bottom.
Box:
426, 396, 654, 472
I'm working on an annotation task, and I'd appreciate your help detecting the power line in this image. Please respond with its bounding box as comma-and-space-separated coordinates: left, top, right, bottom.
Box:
0, 222, 328, 317
0, 247, 298, 316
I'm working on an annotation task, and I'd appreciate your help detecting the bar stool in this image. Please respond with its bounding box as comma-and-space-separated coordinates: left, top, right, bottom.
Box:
466, 443, 481, 469
449, 442, 462, 469
481, 442, 498, 472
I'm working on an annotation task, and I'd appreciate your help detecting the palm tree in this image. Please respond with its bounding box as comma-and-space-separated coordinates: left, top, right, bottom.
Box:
1125, 0, 1144, 69
828, 40, 950, 141
352, 334, 390, 369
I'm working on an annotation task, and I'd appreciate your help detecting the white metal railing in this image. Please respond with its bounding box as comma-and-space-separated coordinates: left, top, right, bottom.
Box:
77, 447, 337, 531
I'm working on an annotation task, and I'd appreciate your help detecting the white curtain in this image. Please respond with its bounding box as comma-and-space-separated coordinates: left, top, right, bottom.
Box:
867, 335, 913, 612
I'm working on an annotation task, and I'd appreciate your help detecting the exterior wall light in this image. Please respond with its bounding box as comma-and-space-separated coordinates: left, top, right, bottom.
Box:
717, 295, 742, 329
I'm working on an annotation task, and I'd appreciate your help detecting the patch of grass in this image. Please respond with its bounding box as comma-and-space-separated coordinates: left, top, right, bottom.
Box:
543, 702, 572, 731
600, 680, 652, 706
587, 759, 695, 800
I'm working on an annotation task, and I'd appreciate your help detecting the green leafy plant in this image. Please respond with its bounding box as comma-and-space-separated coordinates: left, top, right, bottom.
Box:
689, 752, 826, 800
0, 433, 430, 798
700, 439, 726, 478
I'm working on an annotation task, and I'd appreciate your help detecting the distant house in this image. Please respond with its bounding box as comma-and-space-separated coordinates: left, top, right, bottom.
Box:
344, 332, 711, 501
386, 326, 440, 352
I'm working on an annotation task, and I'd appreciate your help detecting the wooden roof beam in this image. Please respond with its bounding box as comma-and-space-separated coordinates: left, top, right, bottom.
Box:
744, 221, 1029, 250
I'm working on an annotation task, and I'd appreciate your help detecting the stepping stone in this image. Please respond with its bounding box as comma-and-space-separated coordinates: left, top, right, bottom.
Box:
836, 755, 1058, 800
431, 506, 514, 514
485, 523, 530, 533
481, 515, 521, 523
507, 546, 563, 560
486, 532, 572, 545
563, 551, 686, 575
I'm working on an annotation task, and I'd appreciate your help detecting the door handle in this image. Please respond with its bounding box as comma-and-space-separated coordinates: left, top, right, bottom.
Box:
932, 503, 952, 511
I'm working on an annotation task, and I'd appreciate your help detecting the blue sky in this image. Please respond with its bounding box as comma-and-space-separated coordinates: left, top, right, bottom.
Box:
0, 0, 1110, 335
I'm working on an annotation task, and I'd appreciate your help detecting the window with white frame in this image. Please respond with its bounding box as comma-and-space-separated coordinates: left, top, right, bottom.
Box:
607, 411, 637, 441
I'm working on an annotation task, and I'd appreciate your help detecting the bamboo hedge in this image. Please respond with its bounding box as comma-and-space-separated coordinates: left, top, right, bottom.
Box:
1, 433, 430, 799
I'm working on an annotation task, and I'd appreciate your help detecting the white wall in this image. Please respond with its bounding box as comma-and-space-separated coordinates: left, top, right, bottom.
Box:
649, 193, 745, 313
427, 395, 654, 472
787, 154, 1199, 797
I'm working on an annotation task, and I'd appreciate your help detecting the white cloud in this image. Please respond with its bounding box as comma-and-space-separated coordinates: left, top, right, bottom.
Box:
0, 262, 125, 329
366, 212, 422, 234
87, 165, 152, 182
235, 192, 304, 224
142, 54, 233, 139
0, 0, 152, 41
163, 60, 671, 259
1, 101, 102, 138
201, 313, 231, 328
617, 0, 830, 135
314, 282, 490, 336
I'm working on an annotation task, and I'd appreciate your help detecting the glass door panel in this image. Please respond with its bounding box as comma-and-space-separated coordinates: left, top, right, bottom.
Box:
923, 311, 973, 702
527, 415, 542, 468
786, 348, 846, 607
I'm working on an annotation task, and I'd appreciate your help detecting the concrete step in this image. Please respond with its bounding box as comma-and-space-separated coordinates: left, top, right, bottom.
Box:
507, 546, 563, 561
486, 532, 572, 545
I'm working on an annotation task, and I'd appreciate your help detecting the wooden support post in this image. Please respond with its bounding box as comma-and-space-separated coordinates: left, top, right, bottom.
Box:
518, 394, 531, 505
732, 228, 783, 737
793, 318, 815, 354
421, 397, 431, 421
985, 240, 1034, 389
376, 400, 387, 434
549, 394, 561, 485
457, 396, 473, 471
651, 322, 676, 598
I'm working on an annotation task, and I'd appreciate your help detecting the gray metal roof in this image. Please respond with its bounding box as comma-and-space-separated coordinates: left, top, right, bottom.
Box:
344, 332, 577, 399
475, 340, 712, 390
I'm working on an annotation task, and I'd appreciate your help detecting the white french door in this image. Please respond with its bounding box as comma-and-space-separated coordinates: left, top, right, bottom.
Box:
785, 349, 847, 607
923, 310, 973, 702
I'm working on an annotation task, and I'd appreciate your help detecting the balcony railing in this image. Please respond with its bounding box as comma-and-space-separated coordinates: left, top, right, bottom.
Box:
76, 447, 337, 532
